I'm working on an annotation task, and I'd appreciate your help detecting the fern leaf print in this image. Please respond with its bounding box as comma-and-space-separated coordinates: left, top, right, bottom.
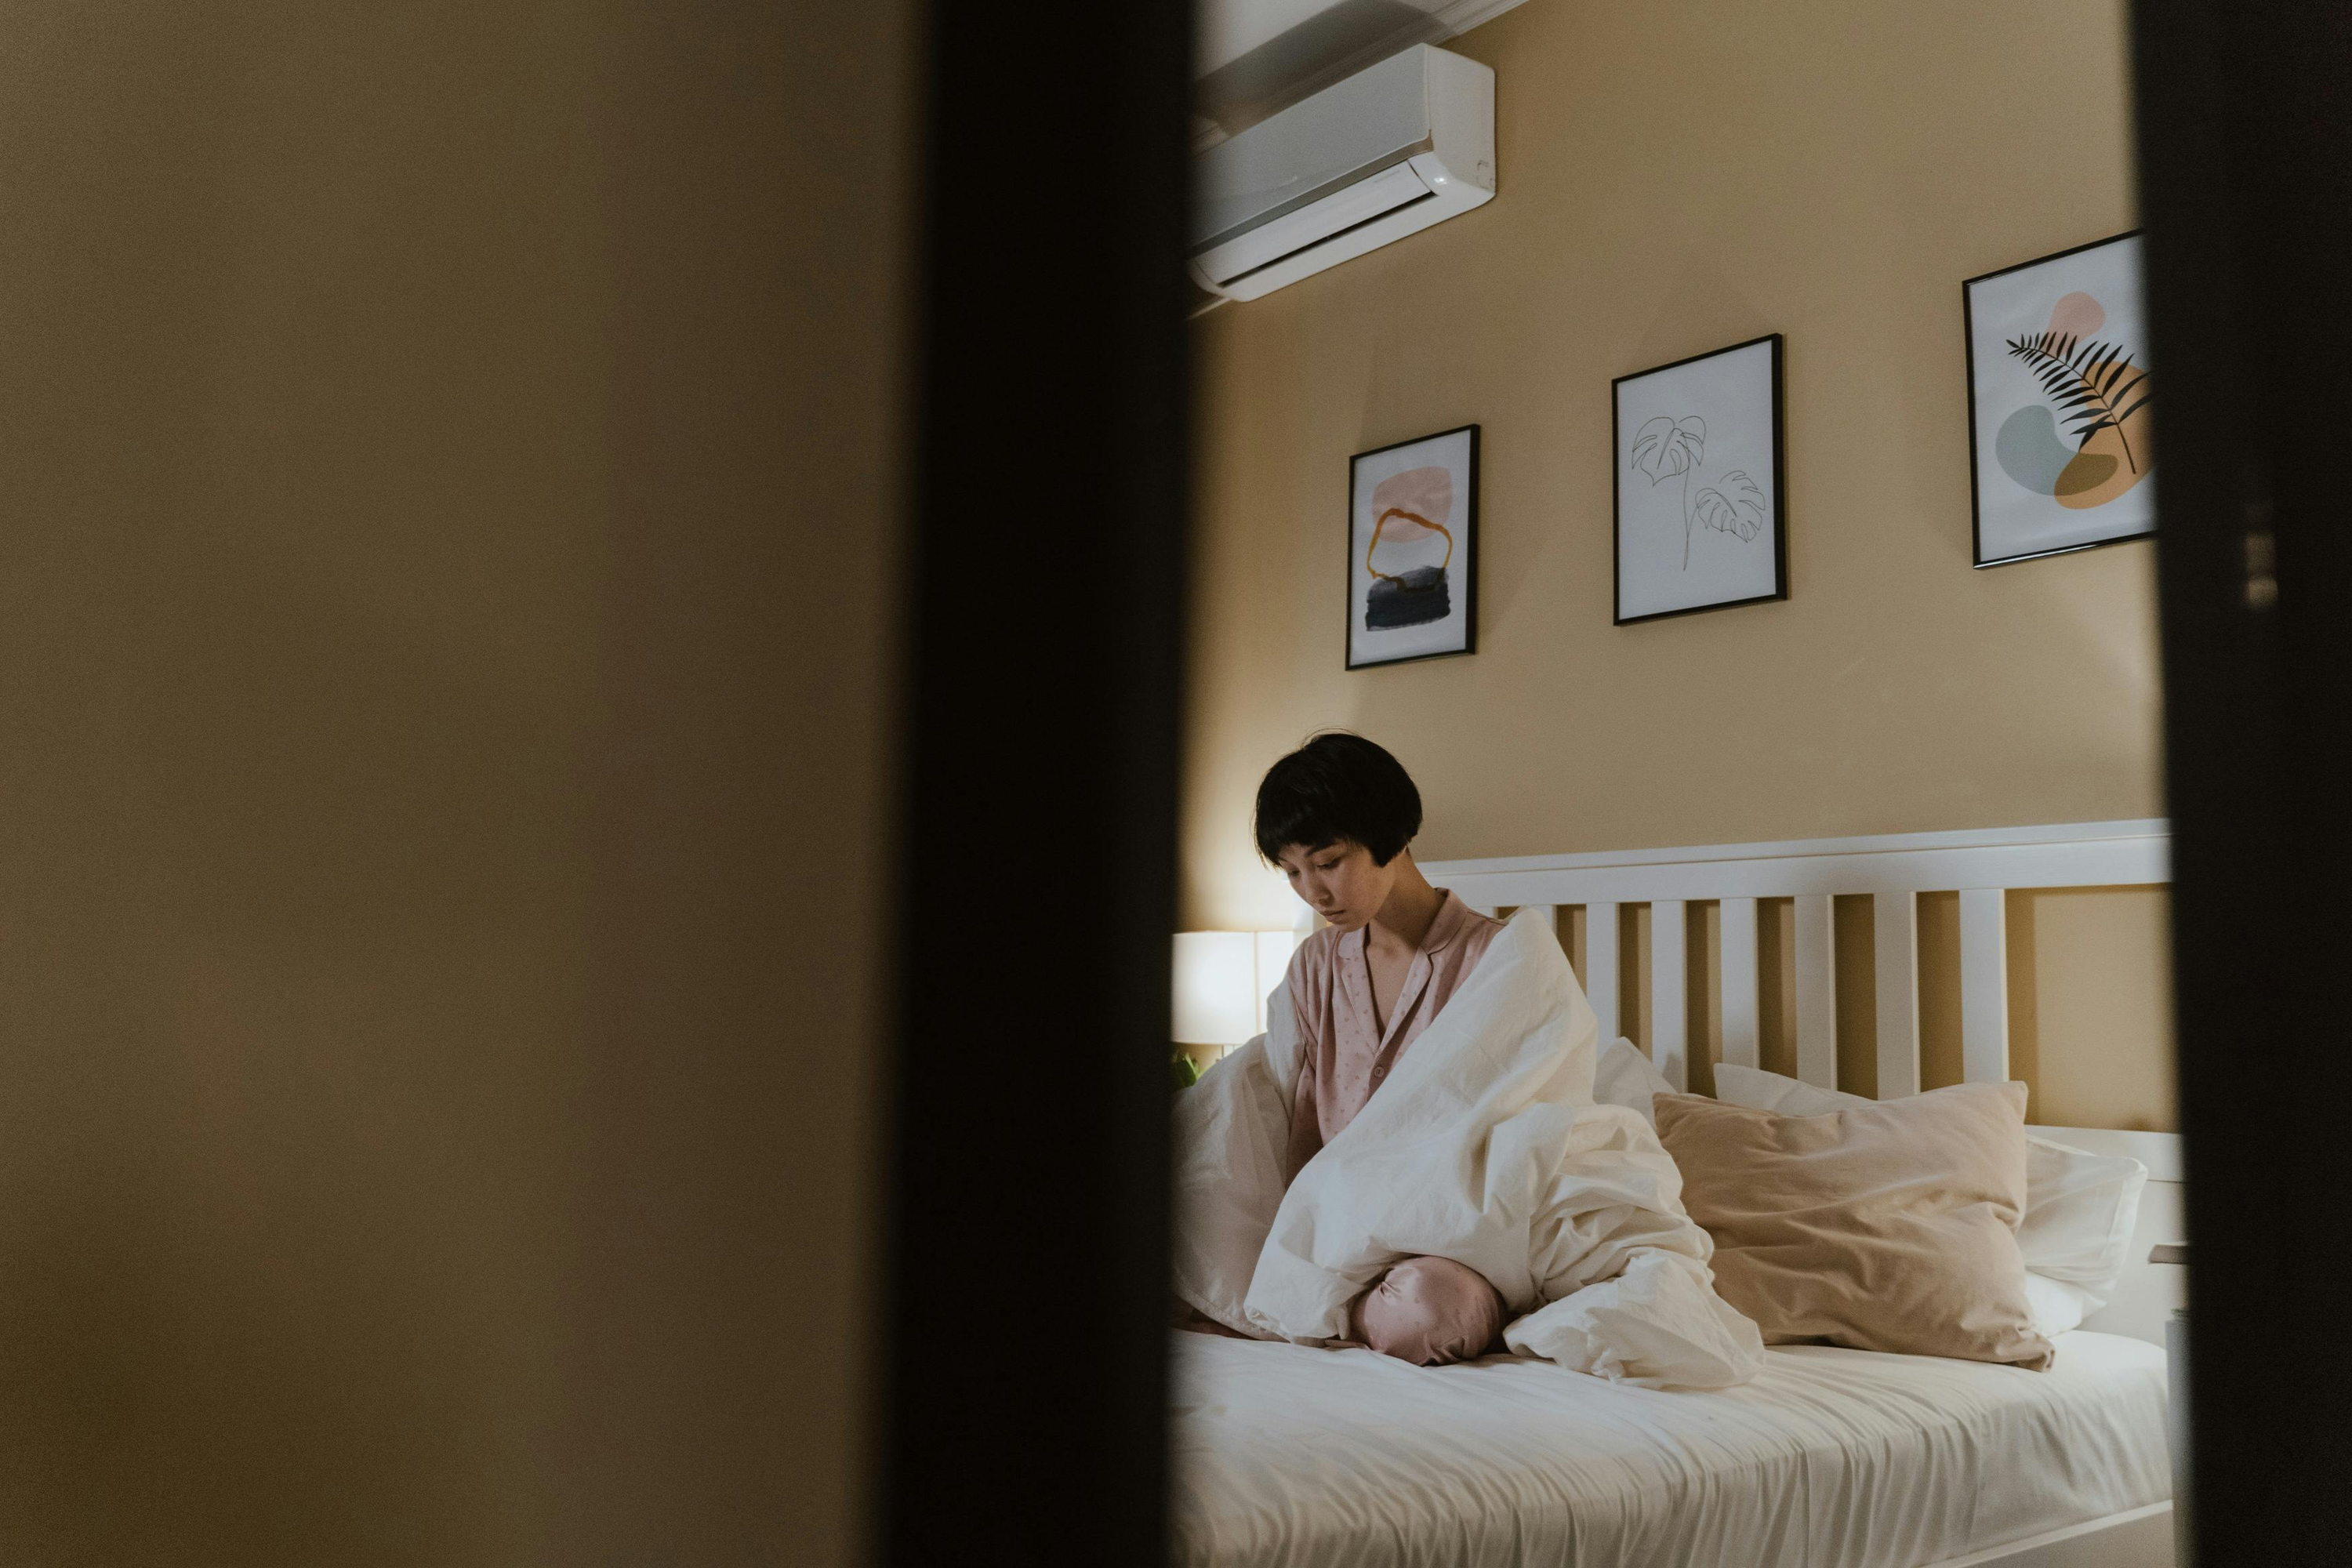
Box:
1993, 285, 2154, 512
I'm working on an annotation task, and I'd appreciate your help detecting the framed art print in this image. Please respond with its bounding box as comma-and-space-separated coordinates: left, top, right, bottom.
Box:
1964, 232, 2154, 567
1613, 334, 1788, 624
1346, 425, 1478, 670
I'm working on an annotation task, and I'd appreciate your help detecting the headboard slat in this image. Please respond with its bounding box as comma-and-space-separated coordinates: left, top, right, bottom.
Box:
1584, 902, 1621, 1044
1958, 887, 2011, 1083
1650, 900, 1688, 1091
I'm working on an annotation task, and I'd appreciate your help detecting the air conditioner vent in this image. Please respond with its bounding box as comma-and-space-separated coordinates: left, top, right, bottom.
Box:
1189, 45, 1494, 303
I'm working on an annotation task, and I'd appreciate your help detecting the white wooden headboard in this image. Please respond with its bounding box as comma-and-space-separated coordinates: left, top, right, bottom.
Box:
1424, 818, 2184, 1345
1424, 817, 2169, 1099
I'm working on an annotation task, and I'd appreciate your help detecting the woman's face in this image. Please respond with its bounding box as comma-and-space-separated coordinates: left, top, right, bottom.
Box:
1275, 840, 1395, 931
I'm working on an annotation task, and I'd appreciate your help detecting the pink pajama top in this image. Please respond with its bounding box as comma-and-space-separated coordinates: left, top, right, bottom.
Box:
1282, 890, 1505, 1181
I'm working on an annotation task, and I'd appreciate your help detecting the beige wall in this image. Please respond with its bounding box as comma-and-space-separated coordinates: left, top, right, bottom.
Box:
0, 2, 910, 1560
1185, 0, 2172, 1127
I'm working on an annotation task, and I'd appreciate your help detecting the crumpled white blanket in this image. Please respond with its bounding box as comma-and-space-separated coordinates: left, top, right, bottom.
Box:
1171, 908, 1764, 1390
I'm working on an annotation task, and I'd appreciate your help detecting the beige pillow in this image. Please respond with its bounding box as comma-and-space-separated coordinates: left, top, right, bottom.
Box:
1654, 1082, 2053, 1370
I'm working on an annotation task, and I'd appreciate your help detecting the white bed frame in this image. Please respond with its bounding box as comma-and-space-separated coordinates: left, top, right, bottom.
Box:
1425, 818, 2185, 1568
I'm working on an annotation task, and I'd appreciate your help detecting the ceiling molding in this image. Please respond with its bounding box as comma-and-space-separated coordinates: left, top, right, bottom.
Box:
1428, 0, 1532, 34
1194, 0, 1535, 136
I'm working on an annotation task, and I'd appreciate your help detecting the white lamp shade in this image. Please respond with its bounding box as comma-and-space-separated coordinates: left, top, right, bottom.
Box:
1173, 931, 1258, 1046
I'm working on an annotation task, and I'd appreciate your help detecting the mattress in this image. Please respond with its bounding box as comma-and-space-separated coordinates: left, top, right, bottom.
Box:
1171, 1329, 2169, 1568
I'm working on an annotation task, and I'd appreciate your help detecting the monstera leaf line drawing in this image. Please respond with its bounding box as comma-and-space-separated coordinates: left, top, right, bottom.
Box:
1693, 470, 1766, 543
1631, 416, 1711, 568
1631, 414, 1705, 482
1632, 414, 1767, 568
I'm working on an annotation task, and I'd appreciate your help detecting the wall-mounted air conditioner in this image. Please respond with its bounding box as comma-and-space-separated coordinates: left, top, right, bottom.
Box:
1189, 44, 1495, 303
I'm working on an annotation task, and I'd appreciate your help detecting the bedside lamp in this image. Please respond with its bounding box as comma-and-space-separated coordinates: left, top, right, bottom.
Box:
1172, 930, 1301, 1056
1173, 932, 1255, 1049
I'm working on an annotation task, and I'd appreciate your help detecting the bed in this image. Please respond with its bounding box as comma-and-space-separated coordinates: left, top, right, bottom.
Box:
1173, 1330, 2169, 1568
1172, 819, 2183, 1568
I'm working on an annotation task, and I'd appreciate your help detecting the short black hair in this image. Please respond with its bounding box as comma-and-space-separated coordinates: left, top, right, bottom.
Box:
1253, 731, 1423, 866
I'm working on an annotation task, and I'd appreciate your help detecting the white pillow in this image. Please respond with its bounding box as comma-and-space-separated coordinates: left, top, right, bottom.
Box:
1595, 1036, 1676, 1127
1710, 1063, 2146, 1338
2018, 1272, 2086, 1337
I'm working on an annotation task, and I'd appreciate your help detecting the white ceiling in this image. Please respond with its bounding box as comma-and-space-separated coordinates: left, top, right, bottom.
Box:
1196, 0, 1528, 77
1193, 0, 1529, 136
1198, 0, 1364, 76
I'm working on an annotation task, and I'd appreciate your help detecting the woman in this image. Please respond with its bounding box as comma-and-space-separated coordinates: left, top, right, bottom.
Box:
1248, 731, 1508, 1367
1174, 733, 1762, 1388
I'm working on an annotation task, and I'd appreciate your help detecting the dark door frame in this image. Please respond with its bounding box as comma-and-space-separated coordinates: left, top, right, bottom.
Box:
2134, 1, 2352, 1561
879, 2, 1192, 1561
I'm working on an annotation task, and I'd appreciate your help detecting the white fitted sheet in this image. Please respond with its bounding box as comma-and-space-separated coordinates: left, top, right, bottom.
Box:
1171, 1329, 2169, 1568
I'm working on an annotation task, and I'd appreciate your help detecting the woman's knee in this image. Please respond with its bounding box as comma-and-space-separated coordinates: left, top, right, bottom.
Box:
1348, 1255, 1504, 1366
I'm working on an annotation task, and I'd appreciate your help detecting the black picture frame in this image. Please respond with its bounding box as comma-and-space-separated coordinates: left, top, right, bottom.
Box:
1962, 230, 2153, 568
1611, 333, 1788, 626
1344, 423, 1479, 670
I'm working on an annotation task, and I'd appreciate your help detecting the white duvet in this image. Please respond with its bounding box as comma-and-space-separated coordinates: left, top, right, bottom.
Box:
1171, 908, 1764, 1389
